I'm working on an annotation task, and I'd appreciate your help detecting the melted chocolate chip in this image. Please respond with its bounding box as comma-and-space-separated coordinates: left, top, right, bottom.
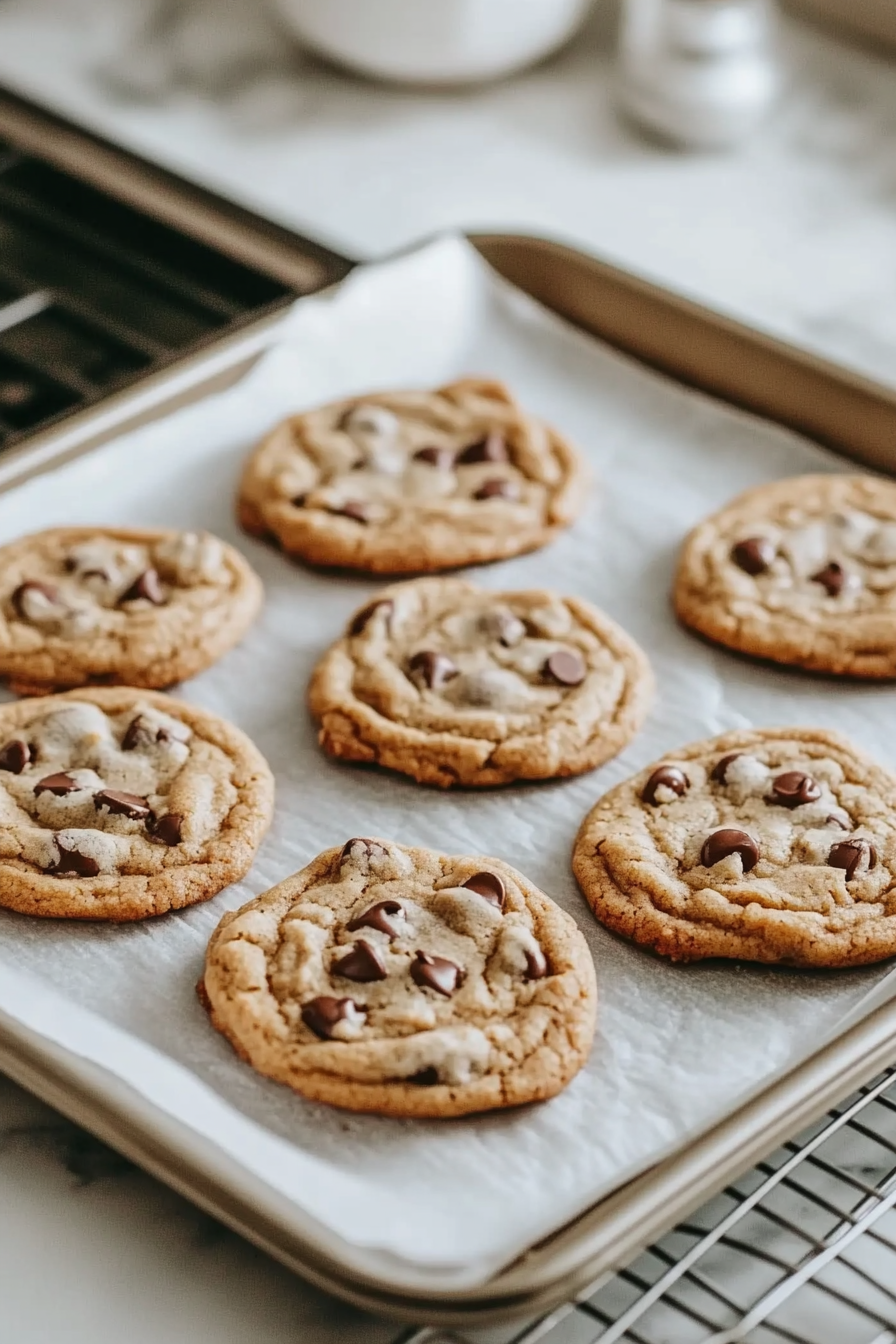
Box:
462, 871, 505, 911
473, 478, 519, 502
291, 493, 307, 507
642, 765, 689, 806
52, 842, 100, 878
341, 837, 386, 863
348, 900, 405, 938
525, 945, 548, 980
711, 753, 744, 783
34, 771, 80, 797
332, 939, 388, 983
812, 562, 847, 597
456, 431, 508, 465
731, 537, 776, 576
408, 1066, 440, 1086
544, 649, 586, 686
701, 828, 760, 872
348, 599, 393, 637
120, 569, 165, 606
413, 446, 455, 470
408, 649, 459, 691
11, 581, 60, 617
329, 500, 372, 524
301, 996, 362, 1040
122, 715, 183, 751
829, 838, 877, 881
769, 771, 822, 809
0, 739, 31, 774
94, 789, 151, 820
411, 951, 464, 997
148, 812, 183, 846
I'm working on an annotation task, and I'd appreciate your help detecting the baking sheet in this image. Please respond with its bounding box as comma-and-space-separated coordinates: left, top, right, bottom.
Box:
0, 237, 894, 1290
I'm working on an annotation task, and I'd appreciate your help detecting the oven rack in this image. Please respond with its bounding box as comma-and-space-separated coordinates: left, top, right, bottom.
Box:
402, 1068, 896, 1344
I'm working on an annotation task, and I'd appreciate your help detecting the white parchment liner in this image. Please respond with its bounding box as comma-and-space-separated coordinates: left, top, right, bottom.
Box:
0, 239, 894, 1289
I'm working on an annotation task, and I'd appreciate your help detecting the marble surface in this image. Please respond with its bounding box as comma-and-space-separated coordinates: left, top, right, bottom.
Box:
0, 2, 896, 1340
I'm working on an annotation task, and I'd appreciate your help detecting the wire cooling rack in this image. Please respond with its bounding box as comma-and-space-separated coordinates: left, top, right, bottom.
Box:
400, 1068, 896, 1344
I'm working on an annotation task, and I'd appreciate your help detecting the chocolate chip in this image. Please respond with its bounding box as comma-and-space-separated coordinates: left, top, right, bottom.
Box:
411, 951, 464, 997
34, 771, 80, 797
120, 568, 165, 606
456, 431, 508, 465
732, 537, 776, 575
329, 500, 372, 524
826, 815, 850, 830
348, 599, 393, 637
701, 828, 760, 872
462, 871, 505, 910
525, 945, 548, 980
812, 562, 847, 597
641, 765, 689, 806
0, 739, 31, 774
301, 996, 363, 1040
94, 789, 151, 820
348, 900, 405, 938
473, 478, 519, 502
829, 838, 877, 881
52, 842, 100, 878
122, 715, 184, 751
711, 753, 743, 783
148, 812, 183, 846
408, 1067, 440, 1086
291, 493, 307, 507
544, 650, 586, 686
408, 650, 459, 691
769, 771, 822, 809
332, 939, 387, 983
341, 837, 386, 863
11, 581, 60, 617
413, 446, 455, 470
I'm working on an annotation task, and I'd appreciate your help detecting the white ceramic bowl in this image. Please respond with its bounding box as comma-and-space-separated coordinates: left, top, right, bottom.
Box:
272, 0, 595, 85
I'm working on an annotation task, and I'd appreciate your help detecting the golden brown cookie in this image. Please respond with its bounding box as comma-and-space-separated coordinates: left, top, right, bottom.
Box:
308, 577, 653, 788
573, 727, 896, 968
674, 474, 896, 677
0, 687, 274, 920
202, 838, 597, 1117
0, 526, 263, 695
237, 378, 588, 573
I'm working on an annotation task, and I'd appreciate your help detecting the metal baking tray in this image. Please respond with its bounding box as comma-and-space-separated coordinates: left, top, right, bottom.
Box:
0, 86, 895, 1329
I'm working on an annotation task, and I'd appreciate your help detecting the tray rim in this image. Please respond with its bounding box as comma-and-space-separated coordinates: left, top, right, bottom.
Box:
1, 89, 896, 1324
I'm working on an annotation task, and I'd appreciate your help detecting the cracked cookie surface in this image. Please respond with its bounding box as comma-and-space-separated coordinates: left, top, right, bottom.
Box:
202, 838, 597, 1117
0, 687, 274, 920
674, 474, 896, 677
573, 728, 896, 967
0, 526, 263, 694
308, 576, 653, 787
237, 378, 588, 573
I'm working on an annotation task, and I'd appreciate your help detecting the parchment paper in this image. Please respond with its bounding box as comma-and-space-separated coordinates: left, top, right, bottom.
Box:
0, 238, 894, 1289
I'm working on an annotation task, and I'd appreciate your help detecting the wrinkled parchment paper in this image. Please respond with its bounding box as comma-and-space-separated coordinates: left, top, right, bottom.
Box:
1, 239, 894, 1289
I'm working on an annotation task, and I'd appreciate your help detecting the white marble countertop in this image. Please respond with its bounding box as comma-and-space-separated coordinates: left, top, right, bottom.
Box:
1, 2, 896, 1340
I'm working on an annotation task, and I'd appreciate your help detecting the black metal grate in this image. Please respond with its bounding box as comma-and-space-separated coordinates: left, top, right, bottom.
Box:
0, 135, 307, 448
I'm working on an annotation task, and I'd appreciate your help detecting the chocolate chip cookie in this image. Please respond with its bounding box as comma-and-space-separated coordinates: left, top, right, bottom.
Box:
674, 474, 896, 677
0, 526, 263, 694
573, 727, 896, 967
237, 378, 588, 573
0, 687, 274, 920
308, 577, 653, 788
202, 838, 597, 1117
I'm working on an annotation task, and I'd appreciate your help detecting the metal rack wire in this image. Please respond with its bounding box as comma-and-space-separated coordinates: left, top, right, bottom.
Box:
403, 1069, 896, 1344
